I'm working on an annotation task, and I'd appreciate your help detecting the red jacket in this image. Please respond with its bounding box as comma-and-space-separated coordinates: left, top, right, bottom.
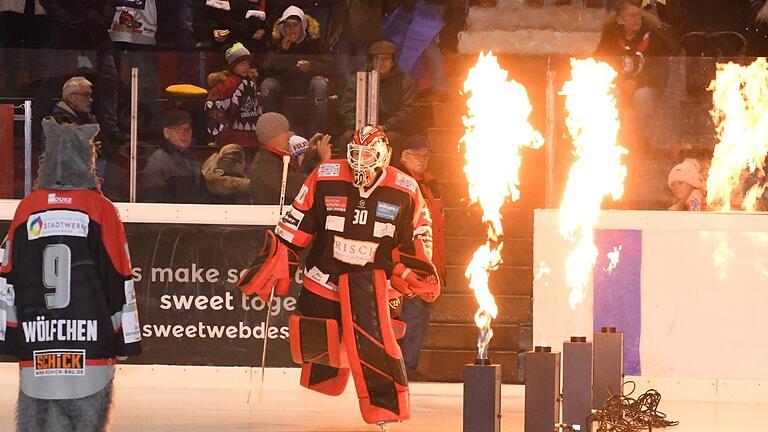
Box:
401, 167, 446, 283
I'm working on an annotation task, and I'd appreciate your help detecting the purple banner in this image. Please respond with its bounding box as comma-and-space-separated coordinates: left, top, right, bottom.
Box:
593, 229, 642, 375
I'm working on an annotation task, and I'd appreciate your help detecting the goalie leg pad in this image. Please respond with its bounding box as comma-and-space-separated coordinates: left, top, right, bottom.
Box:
299, 363, 350, 396
339, 270, 410, 425
289, 315, 342, 368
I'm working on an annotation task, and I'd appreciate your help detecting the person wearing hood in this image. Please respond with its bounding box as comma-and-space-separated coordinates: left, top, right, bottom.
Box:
338, 40, 418, 157
595, 0, 671, 147
141, 110, 208, 204
202, 143, 251, 204
206, 42, 263, 150
260, 5, 333, 137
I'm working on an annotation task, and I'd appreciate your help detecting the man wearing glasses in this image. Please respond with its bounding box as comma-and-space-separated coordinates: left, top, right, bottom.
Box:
51, 76, 97, 127
394, 134, 446, 381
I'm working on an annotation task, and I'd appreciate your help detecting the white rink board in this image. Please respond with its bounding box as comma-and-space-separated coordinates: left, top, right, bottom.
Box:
533, 209, 768, 381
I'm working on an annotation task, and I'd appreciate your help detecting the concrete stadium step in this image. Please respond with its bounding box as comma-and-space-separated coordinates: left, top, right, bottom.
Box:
467, 2, 606, 33
443, 207, 533, 238
443, 265, 532, 297
422, 323, 520, 352
432, 101, 466, 129
440, 179, 546, 210
458, 3, 603, 55
445, 236, 532, 268
417, 349, 520, 383
430, 293, 531, 325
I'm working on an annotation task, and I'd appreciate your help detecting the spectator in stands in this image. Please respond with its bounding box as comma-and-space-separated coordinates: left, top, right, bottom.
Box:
40, 0, 124, 147
202, 143, 252, 204
248, 112, 332, 204
328, 1, 386, 85
206, 42, 263, 151
206, 0, 269, 53
47, 76, 131, 200
260, 5, 333, 137
51, 76, 97, 127
394, 135, 446, 381
267, 0, 331, 31
595, 0, 671, 147
339, 40, 418, 158
141, 110, 208, 203
667, 158, 705, 211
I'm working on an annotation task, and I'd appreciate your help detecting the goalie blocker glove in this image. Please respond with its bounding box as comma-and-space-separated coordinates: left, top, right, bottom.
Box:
237, 230, 299, 301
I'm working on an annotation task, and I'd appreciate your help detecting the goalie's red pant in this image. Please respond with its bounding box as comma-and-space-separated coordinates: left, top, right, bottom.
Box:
289, 270, 410, 424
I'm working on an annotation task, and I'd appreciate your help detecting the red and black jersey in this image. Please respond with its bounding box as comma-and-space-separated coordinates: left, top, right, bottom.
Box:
276, 161, 433, 301
0, 189, 141, 399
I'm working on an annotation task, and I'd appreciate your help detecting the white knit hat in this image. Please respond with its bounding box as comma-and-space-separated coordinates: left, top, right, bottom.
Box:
668, 158, 703, 189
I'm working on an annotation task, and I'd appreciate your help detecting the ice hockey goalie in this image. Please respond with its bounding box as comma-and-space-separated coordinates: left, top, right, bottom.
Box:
238, 125, 441, 425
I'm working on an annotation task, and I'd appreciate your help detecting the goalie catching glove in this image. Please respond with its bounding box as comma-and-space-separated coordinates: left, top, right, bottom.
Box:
237, 230, 299, 301
390, 245, 441, 303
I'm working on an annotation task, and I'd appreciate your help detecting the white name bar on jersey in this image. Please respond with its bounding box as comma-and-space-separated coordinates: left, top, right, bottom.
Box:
22, 317, 98, 343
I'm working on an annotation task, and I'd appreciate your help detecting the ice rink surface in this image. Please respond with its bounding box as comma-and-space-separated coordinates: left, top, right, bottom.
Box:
1, 379, 766, 431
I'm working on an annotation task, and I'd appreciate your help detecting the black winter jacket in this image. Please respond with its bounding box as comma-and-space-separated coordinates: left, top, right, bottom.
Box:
40, 0, 115, 49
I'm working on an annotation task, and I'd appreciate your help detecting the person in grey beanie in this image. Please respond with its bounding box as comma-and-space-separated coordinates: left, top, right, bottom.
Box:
248, 112, 332, 204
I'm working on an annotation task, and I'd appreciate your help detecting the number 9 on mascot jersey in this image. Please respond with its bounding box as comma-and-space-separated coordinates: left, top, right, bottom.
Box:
238, 125, 441, 426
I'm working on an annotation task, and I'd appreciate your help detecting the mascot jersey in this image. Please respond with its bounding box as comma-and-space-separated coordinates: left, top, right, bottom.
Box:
276, 160, 433, 301
0, 189, 141, 400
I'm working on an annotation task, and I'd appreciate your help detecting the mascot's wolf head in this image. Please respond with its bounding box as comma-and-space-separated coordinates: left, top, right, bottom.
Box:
36, 118, 100, 190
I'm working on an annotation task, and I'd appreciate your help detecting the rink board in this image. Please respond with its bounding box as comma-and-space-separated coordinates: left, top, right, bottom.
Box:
533, 209, 768, 381
0, 200, 298, 368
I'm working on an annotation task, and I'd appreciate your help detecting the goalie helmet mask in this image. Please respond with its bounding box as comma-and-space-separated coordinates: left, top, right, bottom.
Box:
36, 118, 100, 190
347, 125, 391, 187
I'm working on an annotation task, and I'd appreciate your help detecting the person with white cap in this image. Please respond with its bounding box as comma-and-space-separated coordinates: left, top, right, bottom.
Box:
667, 158, 705, 211
248, 112, 332, 204
260, 5, 333, 136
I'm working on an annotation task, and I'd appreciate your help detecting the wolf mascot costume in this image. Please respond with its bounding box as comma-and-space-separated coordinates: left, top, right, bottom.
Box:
0, 119, 141, 431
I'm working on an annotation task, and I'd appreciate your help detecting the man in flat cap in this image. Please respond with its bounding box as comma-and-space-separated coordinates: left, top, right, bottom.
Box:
141, 110, 208, 203
338, 39, 418, 158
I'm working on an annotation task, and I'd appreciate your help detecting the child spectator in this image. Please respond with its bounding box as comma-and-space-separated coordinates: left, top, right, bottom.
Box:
667, 158, 705, 211
206, 42, 263, 150
202, 143, 251, 204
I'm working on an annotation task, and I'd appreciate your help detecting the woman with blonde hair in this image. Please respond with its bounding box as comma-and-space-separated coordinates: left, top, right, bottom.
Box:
202, 143, 252, 204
